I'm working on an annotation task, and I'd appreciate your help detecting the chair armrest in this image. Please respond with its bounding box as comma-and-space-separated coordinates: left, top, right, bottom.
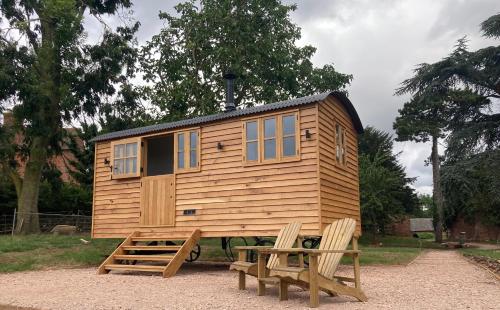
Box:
234, 246, 273, 250
303, 249, 361, 256
256, 248, 307, 254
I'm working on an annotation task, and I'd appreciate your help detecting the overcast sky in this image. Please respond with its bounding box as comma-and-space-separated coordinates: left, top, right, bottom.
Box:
87, 0, 498, 195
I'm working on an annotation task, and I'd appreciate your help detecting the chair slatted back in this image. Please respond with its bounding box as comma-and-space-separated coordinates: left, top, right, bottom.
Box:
317, 218, 356, 279
266, 222, 302, 269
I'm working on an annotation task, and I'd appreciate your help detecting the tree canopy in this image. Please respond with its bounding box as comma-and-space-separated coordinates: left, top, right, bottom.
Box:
395, 13, 500, 240
140, 0, 352, 121
358, 127, 419, 235
0, 0, 141, 233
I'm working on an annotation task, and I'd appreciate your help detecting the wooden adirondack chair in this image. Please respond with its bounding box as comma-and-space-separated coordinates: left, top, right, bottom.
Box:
229, 222, 302, 292
258, 218, 367, 308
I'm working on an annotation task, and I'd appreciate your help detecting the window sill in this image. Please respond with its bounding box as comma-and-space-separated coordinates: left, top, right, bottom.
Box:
111, 174, 140, 180
175, 167, 201, 174
242, 155, 301, 167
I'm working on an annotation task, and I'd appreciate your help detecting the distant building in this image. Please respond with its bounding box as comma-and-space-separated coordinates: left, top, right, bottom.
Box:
1, 111, 82, 183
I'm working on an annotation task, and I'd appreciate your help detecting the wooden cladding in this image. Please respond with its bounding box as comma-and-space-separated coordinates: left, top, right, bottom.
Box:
174, 129, 201, 173
110, 137, 141, 179
140, 175, 175, 226
242, 111, 300, 165
318, 97, 361, 234
92, 97, 362, 239
92, 105, 320, 238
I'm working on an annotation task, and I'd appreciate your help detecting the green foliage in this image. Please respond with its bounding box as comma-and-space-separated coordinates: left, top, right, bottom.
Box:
0, 0, 141, 233
441, 150, 500, 229
0, 174, 17, 213
417, 193, 434, 218
140, 0, 351, 120
358, 127, 419, 234
481, 13, 500, 39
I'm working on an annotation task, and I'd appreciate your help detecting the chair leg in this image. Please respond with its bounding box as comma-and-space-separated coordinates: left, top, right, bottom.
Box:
238, 271, 246, 290
279, 280, 288, 301
309, 255, 320, 308
257, 252, 266, 296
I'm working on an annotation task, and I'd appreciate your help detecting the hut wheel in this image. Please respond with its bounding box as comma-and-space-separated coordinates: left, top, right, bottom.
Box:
302, 236, 322, 266
185, 243, 201, 262
223, 237, 248, 262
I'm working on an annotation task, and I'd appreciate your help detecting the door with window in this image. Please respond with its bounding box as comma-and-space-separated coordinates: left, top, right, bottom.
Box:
139, 130, 200, 226
140, 135, 176, 226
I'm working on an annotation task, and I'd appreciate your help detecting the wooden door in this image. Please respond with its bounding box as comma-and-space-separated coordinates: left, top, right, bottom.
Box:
140, 175, 175, 226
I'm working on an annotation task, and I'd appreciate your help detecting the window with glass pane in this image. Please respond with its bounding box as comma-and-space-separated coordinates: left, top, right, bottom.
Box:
335, 123, 347, 166
335, 124, 341, 162
246, 121, 258, 161
112, 141, 138, 176
282, 115, 296, 157
189, 131, 197, 168
177, 133, 185, 169
263, 118, 276, 160
341, 129, 346, 165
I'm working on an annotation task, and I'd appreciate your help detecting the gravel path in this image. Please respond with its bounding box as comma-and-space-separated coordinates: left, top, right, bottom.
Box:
0, 250, 498, 309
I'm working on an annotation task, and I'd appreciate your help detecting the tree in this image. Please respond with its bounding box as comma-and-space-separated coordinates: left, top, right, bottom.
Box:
395, 14, 500, 242
393, 42, 468, 242
140, 0, 352, 121
441, 150, 500, 232
0, 0, 139, 233
358, 127, 419, 235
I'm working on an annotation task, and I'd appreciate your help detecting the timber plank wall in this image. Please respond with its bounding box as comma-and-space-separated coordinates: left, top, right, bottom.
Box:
318, 97, 361, 234
92, 105, 320, 238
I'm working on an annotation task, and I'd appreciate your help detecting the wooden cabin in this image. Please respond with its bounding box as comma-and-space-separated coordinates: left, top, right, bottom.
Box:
92, 91, 364, 276
91, 91, 364, 241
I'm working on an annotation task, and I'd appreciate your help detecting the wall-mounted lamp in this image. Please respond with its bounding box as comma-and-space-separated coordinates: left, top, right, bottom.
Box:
217, 142, 224, 150
104, 158, 110, 165
305, 129, 312, 140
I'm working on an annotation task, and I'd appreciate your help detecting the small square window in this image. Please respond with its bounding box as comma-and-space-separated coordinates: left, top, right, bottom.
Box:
111, 139, 140, 179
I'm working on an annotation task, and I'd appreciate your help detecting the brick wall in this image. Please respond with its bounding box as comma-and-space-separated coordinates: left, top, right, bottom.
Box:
449, 216, 500, 242
389, 217, 413, 237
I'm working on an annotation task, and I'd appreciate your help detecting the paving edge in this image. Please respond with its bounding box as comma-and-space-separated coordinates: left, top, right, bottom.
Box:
462, 254, 500, 281
405, 249, 427, 266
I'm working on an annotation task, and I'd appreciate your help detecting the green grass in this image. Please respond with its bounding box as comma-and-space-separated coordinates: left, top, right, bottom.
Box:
358, 234, 443, 249
459, 248, 500, 260
0, 234, 425, 273
198, 237, 421, 265
0, 234, 119, 273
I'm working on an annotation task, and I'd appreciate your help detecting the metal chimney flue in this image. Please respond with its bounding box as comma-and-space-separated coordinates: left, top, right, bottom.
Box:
223, 72, 236, 112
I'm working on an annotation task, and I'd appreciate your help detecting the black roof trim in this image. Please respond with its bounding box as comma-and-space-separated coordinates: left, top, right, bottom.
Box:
91, 91, 363, 142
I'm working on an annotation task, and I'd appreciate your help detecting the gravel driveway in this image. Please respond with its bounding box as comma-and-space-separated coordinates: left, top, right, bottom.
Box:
0, 250, 498, 310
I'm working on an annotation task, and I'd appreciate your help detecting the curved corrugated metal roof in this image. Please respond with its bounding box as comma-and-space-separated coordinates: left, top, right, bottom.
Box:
91, 91, 363, 142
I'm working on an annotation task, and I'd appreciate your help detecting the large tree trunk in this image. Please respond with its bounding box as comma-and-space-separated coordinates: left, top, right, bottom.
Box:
431, 135, 444, 243
15, 136, 49, 234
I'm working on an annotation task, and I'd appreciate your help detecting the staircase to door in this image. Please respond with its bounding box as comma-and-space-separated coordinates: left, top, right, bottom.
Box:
98, 229, 201, 278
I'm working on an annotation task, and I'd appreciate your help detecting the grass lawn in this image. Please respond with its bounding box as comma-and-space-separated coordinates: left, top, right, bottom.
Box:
459, 248, 500, 260
197, 237, 422, 265
0, 234, 118, 273
0, 234, 425, 273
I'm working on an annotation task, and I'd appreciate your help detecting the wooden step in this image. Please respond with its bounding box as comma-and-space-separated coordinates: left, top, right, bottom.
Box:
97, 230, 201, 278
104, 264, 164, 273
122, 245, 182, 251
114, 254, 175, 262
131, 237, 182, 242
